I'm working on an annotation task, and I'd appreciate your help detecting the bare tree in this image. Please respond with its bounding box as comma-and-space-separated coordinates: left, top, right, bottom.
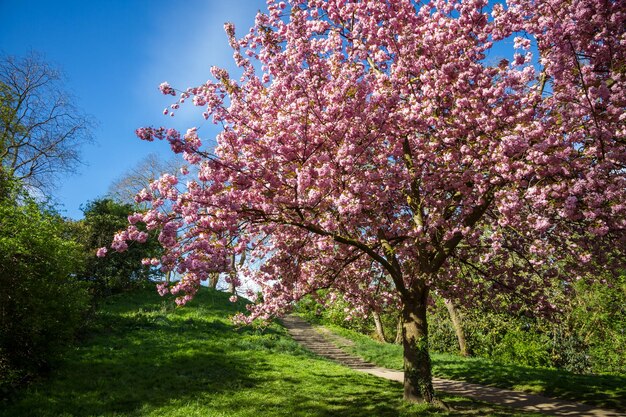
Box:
107, 152, 184, 205
0, 53, 93, 192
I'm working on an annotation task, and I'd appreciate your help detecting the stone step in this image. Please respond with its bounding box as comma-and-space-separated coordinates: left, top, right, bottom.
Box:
281, 315, 378, 370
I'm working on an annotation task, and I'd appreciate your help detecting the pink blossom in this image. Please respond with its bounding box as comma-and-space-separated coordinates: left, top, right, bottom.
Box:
513, 37, 531, 50
125, 0, 626, 402
159, 82, 176, 96
128, 213, 144, 224
157, 282, 170, 296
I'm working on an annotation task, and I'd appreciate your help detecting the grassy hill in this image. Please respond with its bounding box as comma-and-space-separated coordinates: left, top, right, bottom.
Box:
1, 287, 544, 417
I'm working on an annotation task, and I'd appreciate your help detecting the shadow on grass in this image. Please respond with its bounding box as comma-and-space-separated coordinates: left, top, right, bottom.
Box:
3, 324, 260, 416
95, 289, 243, 315
288, 373, 428, 417
4, 289, 420, 417
206, 377, 405, 417
1, 286, 552, 417
433, 356, 626, 411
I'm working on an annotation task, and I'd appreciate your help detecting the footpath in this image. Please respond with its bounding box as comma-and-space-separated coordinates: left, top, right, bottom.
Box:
281, 315, 625, 417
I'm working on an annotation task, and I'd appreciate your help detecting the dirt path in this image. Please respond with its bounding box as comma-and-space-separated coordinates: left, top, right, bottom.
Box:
281, 315, 625, 417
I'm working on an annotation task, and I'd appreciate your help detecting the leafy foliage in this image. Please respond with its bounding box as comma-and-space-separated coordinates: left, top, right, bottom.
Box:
0, 182, 90, 399
304, 274, 626, 375
427, 276, 626, 374
77, 198, 163, 296
564, 275, 626, 374
295, 290, 375, 334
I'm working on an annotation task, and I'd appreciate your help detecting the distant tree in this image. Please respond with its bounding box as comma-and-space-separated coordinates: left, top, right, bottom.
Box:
443, 298, 469, 357
107, 153, 184, 206
0, 53, 93, 193
371, 311, 387, 342
78, 198, 162, 296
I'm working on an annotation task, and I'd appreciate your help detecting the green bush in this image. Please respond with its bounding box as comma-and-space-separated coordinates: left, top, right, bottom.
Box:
567, 275, 626, 374
550, 328, 591, 374
295, 275, 625, 375
76, 198, 163, 297
0, 195, 90, 399
427, 297, 464, 354
428, 286, 624, 374
492, 329, 552, 368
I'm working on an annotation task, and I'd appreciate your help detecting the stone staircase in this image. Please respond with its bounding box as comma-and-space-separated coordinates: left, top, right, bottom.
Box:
281, 315, 376, 369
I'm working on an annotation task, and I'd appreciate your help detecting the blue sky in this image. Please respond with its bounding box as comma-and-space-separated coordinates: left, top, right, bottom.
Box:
1, 0, 266, 219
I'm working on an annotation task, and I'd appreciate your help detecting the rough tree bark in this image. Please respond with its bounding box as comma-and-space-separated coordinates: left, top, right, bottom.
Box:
401, 279, 435, 403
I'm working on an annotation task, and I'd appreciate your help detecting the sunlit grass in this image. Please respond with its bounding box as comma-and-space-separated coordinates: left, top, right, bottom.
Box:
322, 323, 626, 412
2, 288, 543, 417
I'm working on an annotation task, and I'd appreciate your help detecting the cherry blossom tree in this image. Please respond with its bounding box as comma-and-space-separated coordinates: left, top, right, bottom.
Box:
108, 0, 625, 403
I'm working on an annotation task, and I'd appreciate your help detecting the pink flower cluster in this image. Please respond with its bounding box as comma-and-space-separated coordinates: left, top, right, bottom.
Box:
159, 82, 176, 96
120, 0, 626, 320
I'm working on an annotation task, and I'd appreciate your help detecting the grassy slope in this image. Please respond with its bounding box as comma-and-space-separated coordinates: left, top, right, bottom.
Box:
322, 324, 626, 412
0, 288, 545, 417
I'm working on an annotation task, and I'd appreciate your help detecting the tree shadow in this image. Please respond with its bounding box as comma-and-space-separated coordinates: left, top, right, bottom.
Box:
433, 357, 626, 411
4, 291, 405, 417
8, 331, 258, 415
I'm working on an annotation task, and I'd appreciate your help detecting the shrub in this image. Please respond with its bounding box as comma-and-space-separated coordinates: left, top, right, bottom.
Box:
76, 198, 163, 297
297, 275, 625, 375
294, 292, 374, 335
567, 275, 626, 374
427, 297, 463, 354
492, 329, 552, 368
0, 195, 90, 400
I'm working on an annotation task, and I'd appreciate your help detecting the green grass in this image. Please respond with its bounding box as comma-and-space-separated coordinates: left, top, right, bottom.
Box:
321, 323, 626, 412
1, 287, 546, 417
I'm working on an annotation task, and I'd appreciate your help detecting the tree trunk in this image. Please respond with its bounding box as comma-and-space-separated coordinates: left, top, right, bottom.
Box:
444, 297, 469, 357
208, 272, 219, 289
401, 281, 435, 403
227, 250, 246, 294
372, 310, 387, 342
394, 314, 403, 344
229, 253, 237, 294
